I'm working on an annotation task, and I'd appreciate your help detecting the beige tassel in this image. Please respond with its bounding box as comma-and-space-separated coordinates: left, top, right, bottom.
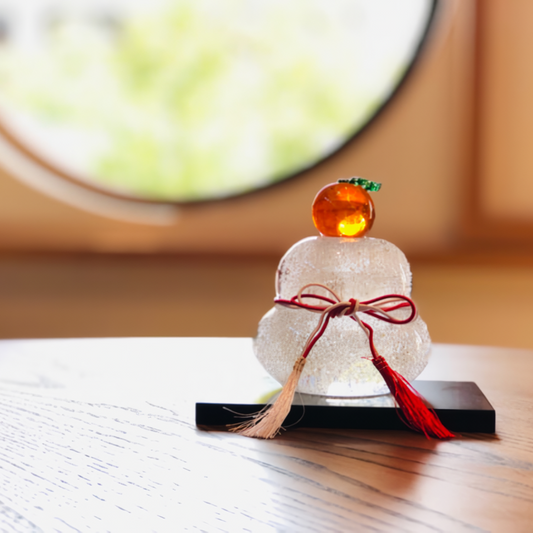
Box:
230, 356, 307, 439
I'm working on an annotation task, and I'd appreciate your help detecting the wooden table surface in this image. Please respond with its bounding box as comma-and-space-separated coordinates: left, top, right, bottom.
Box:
0, 338, 532, 532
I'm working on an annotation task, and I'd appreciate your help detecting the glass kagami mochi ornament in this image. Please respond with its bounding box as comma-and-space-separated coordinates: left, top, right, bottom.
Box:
253, 177, 431, 398
234, 178, 453, 439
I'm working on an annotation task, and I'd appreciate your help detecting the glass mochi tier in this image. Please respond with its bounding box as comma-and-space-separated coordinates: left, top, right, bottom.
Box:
253, 236, 431, 397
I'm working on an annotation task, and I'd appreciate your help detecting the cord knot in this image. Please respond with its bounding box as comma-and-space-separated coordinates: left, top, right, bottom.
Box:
346, 298, 359, 316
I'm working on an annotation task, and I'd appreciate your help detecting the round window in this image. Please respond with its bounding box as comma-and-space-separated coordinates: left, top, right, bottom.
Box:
0, 0, 437, 203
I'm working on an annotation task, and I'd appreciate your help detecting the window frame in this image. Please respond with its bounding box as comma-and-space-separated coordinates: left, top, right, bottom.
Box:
0, 0, 439, 207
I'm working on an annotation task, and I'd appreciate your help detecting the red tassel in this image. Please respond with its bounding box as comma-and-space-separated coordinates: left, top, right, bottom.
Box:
373, 355, 454, 439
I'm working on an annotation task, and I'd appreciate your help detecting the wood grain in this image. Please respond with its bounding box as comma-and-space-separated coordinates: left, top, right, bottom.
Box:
0, 338, 532, 532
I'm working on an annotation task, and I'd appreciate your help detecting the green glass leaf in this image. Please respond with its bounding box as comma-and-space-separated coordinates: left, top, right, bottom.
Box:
338, 177, 381, 191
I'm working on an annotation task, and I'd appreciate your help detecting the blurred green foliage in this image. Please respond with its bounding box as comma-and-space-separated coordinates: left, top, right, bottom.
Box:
0, 0, 384, 201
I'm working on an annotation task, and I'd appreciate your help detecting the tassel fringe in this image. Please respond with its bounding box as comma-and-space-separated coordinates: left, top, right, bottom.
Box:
373, 355, 454, 439
230, 357, 307, 439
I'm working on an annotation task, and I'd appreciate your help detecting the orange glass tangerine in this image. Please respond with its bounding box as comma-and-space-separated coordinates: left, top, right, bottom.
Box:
312, 182, 375, 238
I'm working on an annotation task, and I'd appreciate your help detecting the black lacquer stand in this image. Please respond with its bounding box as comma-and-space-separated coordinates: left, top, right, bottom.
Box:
196, 381, 495, 433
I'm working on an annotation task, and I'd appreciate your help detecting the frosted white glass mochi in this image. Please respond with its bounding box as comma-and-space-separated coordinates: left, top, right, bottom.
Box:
253, 236, 431, 397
